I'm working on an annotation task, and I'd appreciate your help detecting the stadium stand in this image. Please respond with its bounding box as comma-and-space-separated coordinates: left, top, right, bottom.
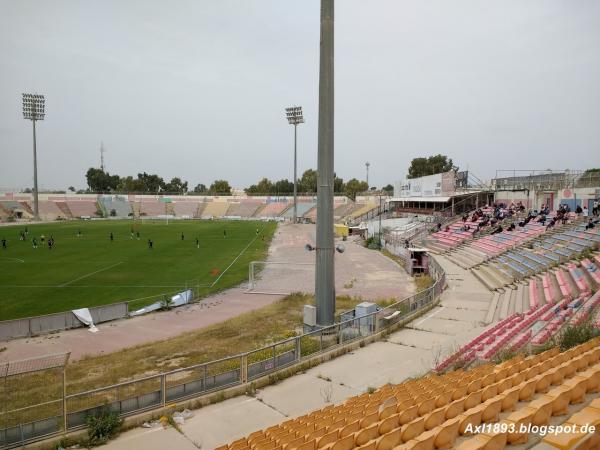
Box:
349, 202, 378, 220
334, 202, 356, 220
65, 200, 99, 218
304, 205, 317, 221
282, 202, 316, 219
256, 202, 288, 218
171, 201, 201, 217
200, 201, 231, 219
38, 200, 64, 220
137, 199, 166, 216
54, 201, 73, 218
99, 196, 133, 217
226, 201, 262, 218
220, 338, 600, 450
0, 200, 31, 219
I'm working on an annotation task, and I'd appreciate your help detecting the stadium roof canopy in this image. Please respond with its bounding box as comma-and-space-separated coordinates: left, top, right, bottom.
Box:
388, 196, 451, 203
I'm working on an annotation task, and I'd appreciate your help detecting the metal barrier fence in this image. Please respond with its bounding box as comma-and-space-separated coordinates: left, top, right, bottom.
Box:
0, 257, 446, 449
0, 302, 129, 341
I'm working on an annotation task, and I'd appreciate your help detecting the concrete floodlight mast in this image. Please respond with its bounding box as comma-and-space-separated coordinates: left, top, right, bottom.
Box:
22, 93, 45, 221
315, 0, 335, 327
285, 106, 304, 224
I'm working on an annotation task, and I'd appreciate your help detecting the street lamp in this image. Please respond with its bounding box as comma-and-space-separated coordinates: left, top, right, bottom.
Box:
22, 93, 45, 221
366, 162, 370, 188
285, 106, 304, 224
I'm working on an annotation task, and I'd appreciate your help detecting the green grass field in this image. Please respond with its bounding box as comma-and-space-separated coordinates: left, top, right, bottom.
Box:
0, 219, 276, 320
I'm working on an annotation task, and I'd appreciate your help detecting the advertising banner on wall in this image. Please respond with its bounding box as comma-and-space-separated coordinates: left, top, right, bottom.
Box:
396, 171, 456, 198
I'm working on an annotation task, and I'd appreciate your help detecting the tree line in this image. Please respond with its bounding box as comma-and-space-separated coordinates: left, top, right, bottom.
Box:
85, 168, 232, 195
84, 167, 393, 199
82, 155, 454, 197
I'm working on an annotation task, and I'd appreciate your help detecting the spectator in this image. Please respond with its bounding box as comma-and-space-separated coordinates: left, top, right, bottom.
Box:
586, 218, 595, 230
594, 199, 599, 217
576, 205, 583, 215
583, 206, 589, 217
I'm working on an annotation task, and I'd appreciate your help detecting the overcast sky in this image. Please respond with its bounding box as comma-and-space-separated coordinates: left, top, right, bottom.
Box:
1, 0, 599, 191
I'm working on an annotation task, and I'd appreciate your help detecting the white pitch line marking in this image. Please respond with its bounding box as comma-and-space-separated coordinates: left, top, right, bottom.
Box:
59, 261, 123, 287
0, 257, 25, 263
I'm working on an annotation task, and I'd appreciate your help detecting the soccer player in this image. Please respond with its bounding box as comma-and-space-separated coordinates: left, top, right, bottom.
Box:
223, 229, 227, 238
181, 232, 185, 241
148, 239, 153, 249
256, 227, 259, 235
32, 238, 37, 249
1, 238, 6, 250
110, 232, 114, 242
130, 229, 134, 239
136, 231, 140, 240
77, 229, 82, 237
196, 237, 199, 249
40, 234, 45, 243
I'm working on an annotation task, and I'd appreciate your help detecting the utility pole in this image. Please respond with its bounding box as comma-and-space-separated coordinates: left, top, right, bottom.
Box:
366, 161, 370, 188
100, 141, 106, 172
315, 0, 335, 327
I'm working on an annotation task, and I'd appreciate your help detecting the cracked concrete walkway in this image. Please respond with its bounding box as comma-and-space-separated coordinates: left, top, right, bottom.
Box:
104, 254, 492, 450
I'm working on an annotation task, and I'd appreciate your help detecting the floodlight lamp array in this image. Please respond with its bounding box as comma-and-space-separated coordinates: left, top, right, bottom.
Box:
22, 93, 45, 120
285, 106, 304, 125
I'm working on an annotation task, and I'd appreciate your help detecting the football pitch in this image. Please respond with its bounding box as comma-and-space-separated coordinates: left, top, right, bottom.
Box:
0, 219, 276, 321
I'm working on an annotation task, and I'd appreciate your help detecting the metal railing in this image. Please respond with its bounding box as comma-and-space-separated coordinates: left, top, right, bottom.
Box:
0, 258, 446, 449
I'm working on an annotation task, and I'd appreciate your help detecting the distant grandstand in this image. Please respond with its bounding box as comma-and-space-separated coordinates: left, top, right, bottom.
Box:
0, 192, 374, 224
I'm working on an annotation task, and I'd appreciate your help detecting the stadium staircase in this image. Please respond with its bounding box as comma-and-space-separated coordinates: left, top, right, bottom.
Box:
55, 201, 73, 218
19, 201, 34, 216
219, 337, 600, 450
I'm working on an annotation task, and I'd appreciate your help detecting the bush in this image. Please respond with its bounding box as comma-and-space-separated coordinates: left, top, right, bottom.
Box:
84, 408, 122, 447
558, 323, 598, 351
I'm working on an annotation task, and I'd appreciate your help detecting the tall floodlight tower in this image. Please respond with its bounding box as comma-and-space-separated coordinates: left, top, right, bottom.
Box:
315, 0, 335, 327
22, 93, 45, 221
285, 106, 304, 223
366, 161, 370, 188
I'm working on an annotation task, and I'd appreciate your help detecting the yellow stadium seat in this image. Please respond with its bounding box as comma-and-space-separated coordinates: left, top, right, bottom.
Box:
331, 434, 354, 450
296, 440, 316, 450
541, 430, 588, 450
563, 376, 589, 403
500, 386, 520, 412
432, 417, 460, 449
361, 412, 380, 429
418, 398, 437, 416
457, 409, 482, 435
444, 399, 464, 420
455, 432, 507, 450
378, 415, 400, 435
435, 391, 452, 408
355, 424, 380, 447
535, 372, 553, 393
284, 436, 306, 450
481, 385, 498, 402
526, 396, 553, 426
399, 406, 419, 425
480, 397, 503, 423
464, 390, 483, 410
517, 378, 537, 402
317, 429, 339, 449
424, 408, 446, 431
375, 428, 402, 450
400, 417, 425, 443
505, 409, 535, 445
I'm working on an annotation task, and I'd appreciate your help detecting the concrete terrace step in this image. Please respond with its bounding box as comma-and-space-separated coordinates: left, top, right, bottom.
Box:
515, 282, 524, 313
499, 288, 512, 320
485, 291, 502, 324
471, 266, 502, 291
521, 280, 531, 310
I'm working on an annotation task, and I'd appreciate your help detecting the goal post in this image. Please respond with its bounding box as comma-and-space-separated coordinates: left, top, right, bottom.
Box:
247, 261, 315, 295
